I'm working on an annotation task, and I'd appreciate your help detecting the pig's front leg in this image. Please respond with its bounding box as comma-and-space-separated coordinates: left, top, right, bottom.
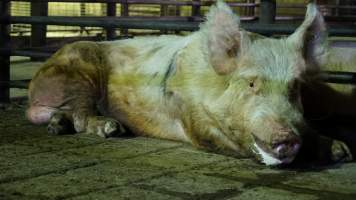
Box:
299, 132, 353, 164
330, 139, 353, 162
82, 115, 125, 138
47, 106, 126, 138
47, 112, 74, 135
72, 109, 126, 138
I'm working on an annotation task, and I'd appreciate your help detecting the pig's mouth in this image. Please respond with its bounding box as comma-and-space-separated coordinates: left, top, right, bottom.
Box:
251, 134, 301, 166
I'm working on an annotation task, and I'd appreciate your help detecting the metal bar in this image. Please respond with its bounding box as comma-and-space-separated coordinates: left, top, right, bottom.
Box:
259, 0, 276, 24
6, 16, 356, 36
4, 15, 257, 22
106, 2, 117, 40
160, 4, 168, 34
7, 16, 200, 31
9, 80, 31, 89
192, 0, 201, 18
11, 50, 52, 59
0, 0, 10, 103
30, 1, 48, 61
121, 0, 129, 35
316, 71, 356, 84
9, 0, 258, 7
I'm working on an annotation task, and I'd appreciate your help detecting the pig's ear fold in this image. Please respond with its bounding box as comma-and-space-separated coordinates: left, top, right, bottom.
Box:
203, 1, 247, 75
287, 3, 328, 70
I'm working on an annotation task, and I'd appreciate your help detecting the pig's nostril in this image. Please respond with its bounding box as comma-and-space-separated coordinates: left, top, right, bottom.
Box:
292, 142, 301, 153
275, 143, 287, 155
272, 141, 301, 158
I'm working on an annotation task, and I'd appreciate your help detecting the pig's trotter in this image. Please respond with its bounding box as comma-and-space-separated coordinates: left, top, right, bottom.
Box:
72, 112, 88, 133
331, 140, 353, 162
86, 116, 126, 138
47, 112, 73, 135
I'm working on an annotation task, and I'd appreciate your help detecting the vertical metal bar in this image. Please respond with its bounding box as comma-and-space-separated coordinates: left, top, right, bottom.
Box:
80, 3, 86, 35
30, 1, 48, 61
192, 0, 201, 18
175, 5, 181, 34
335, 0, 340, 16
248, 0, 255, 16
0, 0, 10, 103
259, 0, 276, 24
106, 2, 116, 40
160, 4, 168, 34
120, 0, 129, 36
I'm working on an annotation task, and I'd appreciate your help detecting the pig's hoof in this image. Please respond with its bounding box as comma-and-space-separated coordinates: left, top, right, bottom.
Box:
47, 112, 72, 135
87, 117, 126, 138
47, 123, 64, 135
331, 140, 353, 162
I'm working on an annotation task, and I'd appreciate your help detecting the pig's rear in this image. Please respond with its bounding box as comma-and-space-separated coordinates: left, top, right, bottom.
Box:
27, 41, 110, 125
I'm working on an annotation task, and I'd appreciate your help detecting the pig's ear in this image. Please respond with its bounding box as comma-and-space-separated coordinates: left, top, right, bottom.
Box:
287, 3, 328, 69
203, 1, 247, 75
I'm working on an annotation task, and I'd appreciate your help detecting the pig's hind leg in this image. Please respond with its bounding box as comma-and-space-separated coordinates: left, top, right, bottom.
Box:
29, 41, 126, 138
65, 94, 126, 138
45, 94, 126, 138
44, 95, 126, 138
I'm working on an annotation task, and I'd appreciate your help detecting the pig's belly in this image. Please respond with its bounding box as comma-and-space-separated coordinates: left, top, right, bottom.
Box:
107, 83, 190, 142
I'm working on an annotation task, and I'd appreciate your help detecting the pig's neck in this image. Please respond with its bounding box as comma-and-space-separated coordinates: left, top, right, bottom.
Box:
165, 34, 252, 156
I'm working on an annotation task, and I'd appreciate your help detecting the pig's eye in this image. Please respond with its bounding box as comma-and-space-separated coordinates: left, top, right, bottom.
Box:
249, 82, 254, 88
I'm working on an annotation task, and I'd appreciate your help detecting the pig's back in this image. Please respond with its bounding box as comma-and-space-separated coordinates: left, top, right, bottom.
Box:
101, 35, 191, 76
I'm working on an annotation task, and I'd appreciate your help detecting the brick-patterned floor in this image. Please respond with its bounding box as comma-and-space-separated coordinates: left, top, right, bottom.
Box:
1, 105, 356, 200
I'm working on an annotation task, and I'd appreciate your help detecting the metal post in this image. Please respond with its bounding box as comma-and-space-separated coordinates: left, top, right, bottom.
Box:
0, 0, 10, 103
175, 5, 181, 34
259, 0, 276, 24
192, 0, 201, 18
106, 2, 116, 40
160, 4, 168, 34
30, 1, 48, 61
120, 0, 129, 36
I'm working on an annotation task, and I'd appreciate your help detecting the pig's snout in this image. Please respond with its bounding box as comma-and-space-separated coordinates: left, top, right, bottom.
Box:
253, 130, 302, 166
272, 137, 301, 160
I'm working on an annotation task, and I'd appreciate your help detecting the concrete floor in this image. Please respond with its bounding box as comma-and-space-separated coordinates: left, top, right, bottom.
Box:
1, 57, 356, 199
1, 105, 356, 200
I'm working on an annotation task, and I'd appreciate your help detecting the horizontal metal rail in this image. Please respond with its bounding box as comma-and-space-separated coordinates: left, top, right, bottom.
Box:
9, 0, 259, 7
317, 71, 356, 84
9, 80, 31, 89
3, 16, 356, 36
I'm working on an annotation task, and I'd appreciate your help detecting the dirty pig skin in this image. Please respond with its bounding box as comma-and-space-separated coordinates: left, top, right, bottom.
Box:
27, 1, 353, 166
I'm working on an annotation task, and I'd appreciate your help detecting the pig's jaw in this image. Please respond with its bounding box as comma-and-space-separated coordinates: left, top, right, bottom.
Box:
253, 143, 282, 165
253, 143, 295, 166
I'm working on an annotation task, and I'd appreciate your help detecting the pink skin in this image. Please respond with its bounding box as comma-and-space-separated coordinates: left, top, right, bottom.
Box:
27, 105, 57, 125
272, 138, 301, 164
274, 142, 301, 164
27, 76, 67, 125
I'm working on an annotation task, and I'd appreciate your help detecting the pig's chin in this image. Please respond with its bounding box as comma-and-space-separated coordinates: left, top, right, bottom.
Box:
252, 137, 297, 166
253, 143, 295, 166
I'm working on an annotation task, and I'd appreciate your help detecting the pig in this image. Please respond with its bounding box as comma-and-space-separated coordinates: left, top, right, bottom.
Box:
26, 1, 353, 166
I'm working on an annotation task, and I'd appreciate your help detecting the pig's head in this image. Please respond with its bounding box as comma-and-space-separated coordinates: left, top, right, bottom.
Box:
202, 2, 327, 165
